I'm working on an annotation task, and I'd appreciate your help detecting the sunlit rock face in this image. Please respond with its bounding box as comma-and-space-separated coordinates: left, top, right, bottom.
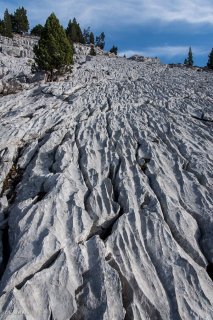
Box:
0, 34, 38, 58
0, 39, 213, 319
0, 35, 39, 95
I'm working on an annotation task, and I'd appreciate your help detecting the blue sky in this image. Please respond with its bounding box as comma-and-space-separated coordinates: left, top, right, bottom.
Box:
1, 0, 213, 66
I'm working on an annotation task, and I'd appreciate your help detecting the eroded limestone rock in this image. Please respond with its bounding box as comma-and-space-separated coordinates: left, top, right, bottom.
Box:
0, 46, 213, 319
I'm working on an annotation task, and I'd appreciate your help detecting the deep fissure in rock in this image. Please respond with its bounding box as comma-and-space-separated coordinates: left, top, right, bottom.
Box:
74, 123, 94, 217
49, 310, 54, 320
192, 115, 213, 123
206, 263, 213, 281
36, 191, 48, 202
99, 160, 125, 241
0, 145, 26, 280
99, 208, 124, 241
0, 225, 10, 280
84, 159, 125, 242
106, 255, 134, 320
15, 249, 62, 290
0, 134, 54, 281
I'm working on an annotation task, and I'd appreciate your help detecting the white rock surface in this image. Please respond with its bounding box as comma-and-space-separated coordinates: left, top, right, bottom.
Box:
0, 35, 45, 95
0, 35, 38, 58
0, 40, 213, 319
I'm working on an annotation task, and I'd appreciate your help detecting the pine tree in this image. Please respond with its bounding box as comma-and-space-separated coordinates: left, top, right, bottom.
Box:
10, 14, 16, 32
66, 18, 84, 43
96, 32, 105, 50
76, 21, 84, 44
184, 47, 193, 66
188, 47, 193, 66
207, 48, 213, 69
30, 24, 44, 37
0, 9, 13, 38
71, 18, 78, 42
89, 32, 94, 44
3, 9, 13, 38
0, 20, 4, 36
66, 20, 74, 43
83, 27, 90, 44
34, 13, 73, 81
109, 45, 118, 55
13, 7, 29, 33
89, 45, 96, 56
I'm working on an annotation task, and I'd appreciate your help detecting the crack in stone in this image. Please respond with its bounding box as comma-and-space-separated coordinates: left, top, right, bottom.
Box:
106, 112, 112, 139
0, 128, 64, 281
14, 249, 62, 291
206, 263, 213, 281
191, 115, 213, 123
49, 310, 54, 320
48, 132, 72, 174
79, 158, 125, 242
36, 185, 47, 203
74, 123, 95, 221
0, 145, 26, 281
106, 96, 112, 112
105, 254, 134, 320
99, 160, 124, 241
70, 274, 87, 320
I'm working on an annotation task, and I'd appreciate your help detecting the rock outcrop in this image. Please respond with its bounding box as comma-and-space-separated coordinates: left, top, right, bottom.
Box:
129, 54, 160, 64
0, 38, 213, 319
0, 35, 38, 58
0, 38, 106, 95
0, 35, 39, 95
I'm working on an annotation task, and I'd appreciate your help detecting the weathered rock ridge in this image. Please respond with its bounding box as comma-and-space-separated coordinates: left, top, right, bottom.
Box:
0, 39, 213, 319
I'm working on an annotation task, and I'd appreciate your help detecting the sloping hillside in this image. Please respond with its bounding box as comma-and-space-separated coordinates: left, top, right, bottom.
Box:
0, 39, 213, 319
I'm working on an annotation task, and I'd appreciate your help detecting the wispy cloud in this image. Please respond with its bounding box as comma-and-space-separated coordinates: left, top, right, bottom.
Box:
1, 0, 213, 27
120, 46, 209, 58
141, 0, 213, 25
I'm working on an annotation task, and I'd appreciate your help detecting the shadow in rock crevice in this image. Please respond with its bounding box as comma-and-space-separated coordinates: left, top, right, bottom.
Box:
206, 263, 213, 281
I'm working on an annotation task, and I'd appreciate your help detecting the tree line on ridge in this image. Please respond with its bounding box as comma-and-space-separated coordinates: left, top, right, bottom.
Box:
0, 7, 212, 81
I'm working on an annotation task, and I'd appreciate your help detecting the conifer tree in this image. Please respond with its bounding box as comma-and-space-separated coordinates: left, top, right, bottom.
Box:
89, 32, 94, 44
13, 7, 29, 33
30, 24, 44, 37
83, 27, 90, 44
10, 14, 16, 32
3, 9, 12, 38
89, 45, 96, 56
71, 18, 79, 42
34, 13, 73, 81
0, 10, 13, 38
96, 32, 105, 50
188, 47, 193, 66
184, 47, 193, 66
109, 45, 118, 55
207, 48, 213, 69
0, 20, 4, 36
76, 21, 84, 44
66, 20, 74, 43
66, 18, 84, 43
